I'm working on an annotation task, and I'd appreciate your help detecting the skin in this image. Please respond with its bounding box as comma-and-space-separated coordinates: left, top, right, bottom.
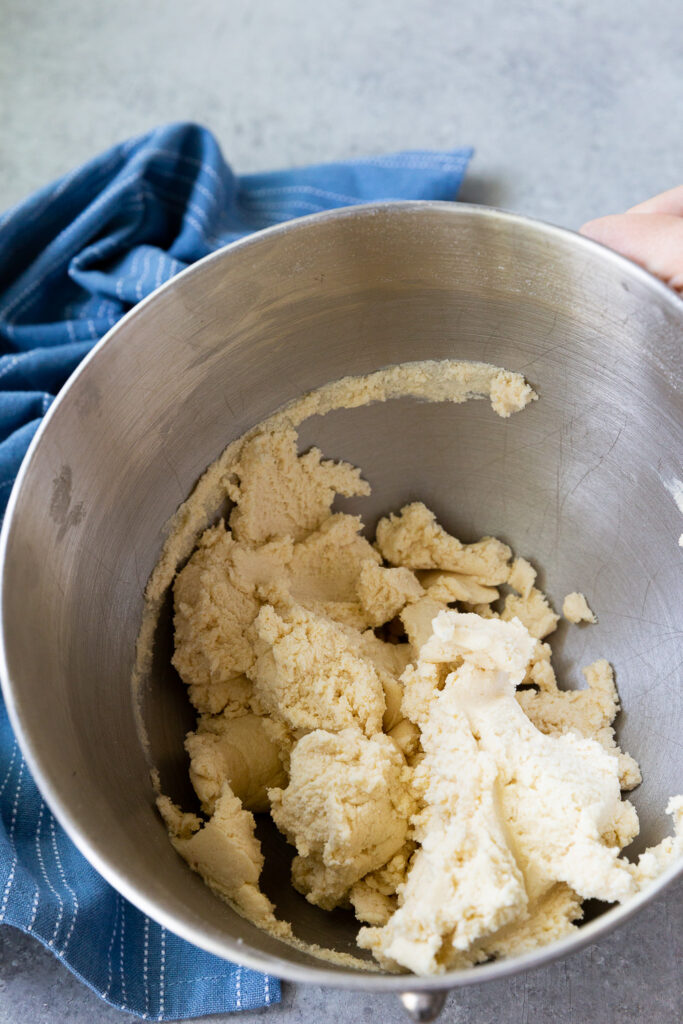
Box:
580, 185, 683, 293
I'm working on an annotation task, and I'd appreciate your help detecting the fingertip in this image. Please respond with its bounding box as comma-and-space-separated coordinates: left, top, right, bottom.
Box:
578, 214, 623, 245
627, 184, 683, 216
578, 218, 601, 240
578, 213, 683, 291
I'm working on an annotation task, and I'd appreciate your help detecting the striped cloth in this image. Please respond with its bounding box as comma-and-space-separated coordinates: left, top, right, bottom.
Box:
0, 123, 472, 1019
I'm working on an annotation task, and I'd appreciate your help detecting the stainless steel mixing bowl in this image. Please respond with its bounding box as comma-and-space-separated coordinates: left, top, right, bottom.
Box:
1, 203, 681, 1021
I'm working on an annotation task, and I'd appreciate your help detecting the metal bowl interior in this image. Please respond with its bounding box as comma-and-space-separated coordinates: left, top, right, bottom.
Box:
1, 202, 681, 992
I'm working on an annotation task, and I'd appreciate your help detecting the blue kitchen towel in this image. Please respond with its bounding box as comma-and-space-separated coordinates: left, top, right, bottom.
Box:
0, 123, 472, 1019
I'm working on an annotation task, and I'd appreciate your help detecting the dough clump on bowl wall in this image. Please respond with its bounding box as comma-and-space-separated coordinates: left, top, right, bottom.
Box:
148, 362, 682, 975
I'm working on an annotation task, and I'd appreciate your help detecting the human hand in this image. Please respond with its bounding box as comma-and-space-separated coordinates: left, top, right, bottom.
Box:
580, 186, 683, 293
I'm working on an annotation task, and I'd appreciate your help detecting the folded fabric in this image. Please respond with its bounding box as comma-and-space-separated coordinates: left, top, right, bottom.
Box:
0, 122, 472, 1020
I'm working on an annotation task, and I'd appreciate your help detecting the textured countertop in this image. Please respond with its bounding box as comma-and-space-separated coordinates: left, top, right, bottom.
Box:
1, 1, 681, 1021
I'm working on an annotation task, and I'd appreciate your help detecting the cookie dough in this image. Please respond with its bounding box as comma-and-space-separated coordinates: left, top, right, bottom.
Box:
562, 591, 597, 623
269, 728, 415, 910
144, 360, 682, 976
157, 785, 289, 935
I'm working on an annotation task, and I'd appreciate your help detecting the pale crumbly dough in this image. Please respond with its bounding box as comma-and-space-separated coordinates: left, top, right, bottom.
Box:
358, 612, 675, 974
358, 620, 535, 974
562, 591, 597, 624
501, 587, 560, 639
629, 797, 683, 887
400, 595, 451, 654
418, 570, 499, 606
376, 502, 512, 584
489, 369, 537, 418
157, 784, 290, 937
185, 713, 286, 814
356, 562, 424, 627
140, 359, 681, 976
249, 601, 385, 737
269, 728, 415, 910
507, 556, 537, 598
226, 428, 370, 545
517, 657, 642, 791
137, 359, 538, 648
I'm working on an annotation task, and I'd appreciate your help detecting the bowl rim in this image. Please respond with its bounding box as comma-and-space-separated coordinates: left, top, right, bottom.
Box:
1, 199, 681, 991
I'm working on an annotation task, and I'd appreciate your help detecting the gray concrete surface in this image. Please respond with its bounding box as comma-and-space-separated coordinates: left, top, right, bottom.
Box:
1, 0, 682, 1021
1, 0, 682, 226
1, 883, 681, 1023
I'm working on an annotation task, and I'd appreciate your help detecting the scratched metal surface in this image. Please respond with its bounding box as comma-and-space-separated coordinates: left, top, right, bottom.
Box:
1, 204, 681, 1024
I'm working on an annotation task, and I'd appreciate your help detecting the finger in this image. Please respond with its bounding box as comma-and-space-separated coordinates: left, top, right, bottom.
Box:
627, 185, 683, 217
579, 212, 683, 292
